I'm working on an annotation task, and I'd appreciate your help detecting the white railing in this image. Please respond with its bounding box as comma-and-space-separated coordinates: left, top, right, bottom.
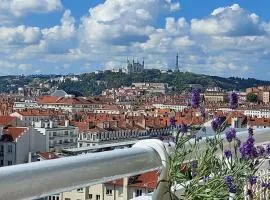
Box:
0, 139, 172, 200
0, 128, 269, 200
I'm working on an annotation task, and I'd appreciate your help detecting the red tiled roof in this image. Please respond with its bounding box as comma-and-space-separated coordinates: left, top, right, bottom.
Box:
128, 170, 159, 189
39, 152, 59, 160
37, 96, 93, 105
15, 109, 63, 116
3, 127, 27, 141
0, 116, 17, 126
106, 170, 159, 189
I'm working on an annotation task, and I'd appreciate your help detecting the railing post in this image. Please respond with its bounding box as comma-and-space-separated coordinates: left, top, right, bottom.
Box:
134, 139, 175, 200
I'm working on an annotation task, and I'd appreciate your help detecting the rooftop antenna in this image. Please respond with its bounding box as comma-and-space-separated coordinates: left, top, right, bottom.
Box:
175, 52, 179, 72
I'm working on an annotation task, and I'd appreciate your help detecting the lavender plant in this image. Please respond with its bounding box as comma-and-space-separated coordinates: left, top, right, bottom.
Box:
166, 90, 270, 200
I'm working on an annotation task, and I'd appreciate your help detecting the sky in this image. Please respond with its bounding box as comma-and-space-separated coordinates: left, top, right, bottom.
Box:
0, 0, 270, 79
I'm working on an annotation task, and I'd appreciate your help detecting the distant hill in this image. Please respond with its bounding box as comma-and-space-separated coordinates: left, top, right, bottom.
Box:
1, 70, 270, 96
57, 70, 270, 96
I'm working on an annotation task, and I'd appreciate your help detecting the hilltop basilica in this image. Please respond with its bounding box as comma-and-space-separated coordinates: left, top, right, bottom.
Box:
125, 59, 144, 74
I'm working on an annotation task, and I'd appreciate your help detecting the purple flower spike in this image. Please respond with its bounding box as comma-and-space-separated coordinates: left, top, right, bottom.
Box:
180, 124, 188, 134
229, 92, 239, 109
248, 127, 254, 136
247, 136, 255, 145
257, 146, 265, 156
240, 135, 258, 159
261, 182, 268, 188
224, 175, 233, 186
169, 117, 176, 126
224, 149, 232, 159
191, 88, 200, 109
249, 176, 257, 185
229, 184, 237, 193
226, 128, 236, 142
211, 117, 222, 132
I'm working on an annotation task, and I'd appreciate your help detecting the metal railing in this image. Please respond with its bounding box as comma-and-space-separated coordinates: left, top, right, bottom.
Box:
0, 139, 171, 200
0, 128, 269, 200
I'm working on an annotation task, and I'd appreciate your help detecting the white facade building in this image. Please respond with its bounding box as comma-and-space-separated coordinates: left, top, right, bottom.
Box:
60, 171, 157, 200
244, 108, 270, 118
13, 100, 40, 111
37, 96, 101, 113
0, 127, 46, 167
152, 103, 187, 112
10, 110, 64, 127
33, 120, 78, 152
78, 124, 174, 148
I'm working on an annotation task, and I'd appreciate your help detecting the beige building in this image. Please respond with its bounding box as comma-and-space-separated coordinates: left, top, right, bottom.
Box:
204, 92, 229, 103
262, 91, 270, 103
60, 171, 158, 200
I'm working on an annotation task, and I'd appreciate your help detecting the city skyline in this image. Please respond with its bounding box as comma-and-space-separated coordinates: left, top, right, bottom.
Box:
0, 0, 270, 79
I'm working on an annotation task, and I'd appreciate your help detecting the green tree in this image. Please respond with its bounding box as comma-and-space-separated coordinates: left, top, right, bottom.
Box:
246, 93, 258, 102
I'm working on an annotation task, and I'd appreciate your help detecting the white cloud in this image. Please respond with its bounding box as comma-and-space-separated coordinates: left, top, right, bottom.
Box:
79, 0, 180, 46
0, 25, 42, 45
7, 10, 77, 60
191, 4, 265, 36
41, 10, 77, 54
0, 2, 270, 79
0, 0, 62, 24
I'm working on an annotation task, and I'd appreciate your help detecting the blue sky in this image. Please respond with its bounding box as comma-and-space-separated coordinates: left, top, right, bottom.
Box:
0, 0, 270, 80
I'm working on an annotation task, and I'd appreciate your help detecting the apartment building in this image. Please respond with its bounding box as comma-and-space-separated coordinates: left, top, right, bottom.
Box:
244, 108, 270, 118
33, 120, 78, 152
0, 127, 46, 167
246, 86, 270, 103
204, 92, 229, 103
248, 117, 270, 129
10, 109, 65, 127
152, 103, 187, 112
13, 100, 40, 111
77, 119, 175, 148
37, 96, 101, 113
61, 171, 158, 200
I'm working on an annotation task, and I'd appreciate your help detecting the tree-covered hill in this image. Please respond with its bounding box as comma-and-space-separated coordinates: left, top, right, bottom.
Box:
57, 70, 270, 96
1, 70, 270, 96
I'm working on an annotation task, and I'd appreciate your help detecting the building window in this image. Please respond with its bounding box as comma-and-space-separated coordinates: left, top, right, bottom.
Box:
7, 145, 12, 153
136, 189, 142, 197
64, 198, 71, 200
7, 160, 12, 165
88, 194, 92, 199
65, 131, 69, 136
53, 132, 57, 136
96, 195, 100, 200
0, 160, 3, 166
106, 189, 112, 195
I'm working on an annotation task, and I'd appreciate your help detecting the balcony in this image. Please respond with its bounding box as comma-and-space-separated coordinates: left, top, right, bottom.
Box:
0, 128, 269, 200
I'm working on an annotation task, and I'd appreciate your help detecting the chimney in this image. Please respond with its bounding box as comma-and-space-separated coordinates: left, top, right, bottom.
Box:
49, 120, 53, 129
65, 120, 69, 127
